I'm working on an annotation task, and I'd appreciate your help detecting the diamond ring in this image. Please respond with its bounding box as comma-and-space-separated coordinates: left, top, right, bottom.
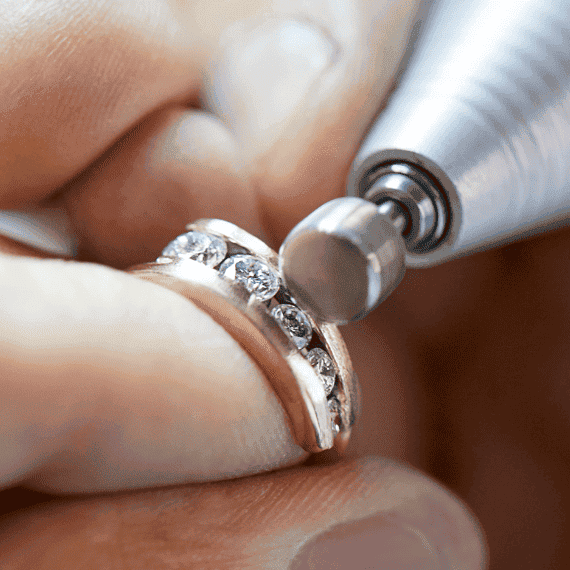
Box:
128, 219, 358, 454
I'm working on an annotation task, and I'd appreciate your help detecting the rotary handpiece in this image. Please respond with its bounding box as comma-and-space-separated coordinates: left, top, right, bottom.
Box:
280, 0, 570, 324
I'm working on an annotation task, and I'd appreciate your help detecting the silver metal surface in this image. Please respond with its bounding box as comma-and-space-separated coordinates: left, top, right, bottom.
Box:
363, 162, 447, 251
376, 199, 407, 234
349, 0, 570, 267
279, 197, 406, 324
279, 166, 448, 323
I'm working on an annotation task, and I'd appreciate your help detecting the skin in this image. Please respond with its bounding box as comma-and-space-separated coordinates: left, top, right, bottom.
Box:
0, 0, 568, 568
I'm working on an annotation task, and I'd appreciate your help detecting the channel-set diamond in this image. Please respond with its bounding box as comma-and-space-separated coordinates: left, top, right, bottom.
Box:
162, 231, 227, 268
328, 397, 341, 436
307, 348, 336, 395
271, 303, 313, 349
218, 255, 280, 301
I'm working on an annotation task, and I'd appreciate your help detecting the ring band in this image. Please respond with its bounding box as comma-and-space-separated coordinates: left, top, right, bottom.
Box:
128, 219, 358, 454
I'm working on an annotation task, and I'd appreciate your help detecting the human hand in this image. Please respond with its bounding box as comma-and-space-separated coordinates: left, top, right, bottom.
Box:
0, 0, 497, 567
0, 0, 425, 494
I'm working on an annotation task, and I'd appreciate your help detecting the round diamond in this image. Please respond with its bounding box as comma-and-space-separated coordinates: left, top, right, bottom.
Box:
271, 304, 312, 349
328, 398, 341, 436
307, 348, 336, 395
218, 255, 280, 301
161, 231, 227, 267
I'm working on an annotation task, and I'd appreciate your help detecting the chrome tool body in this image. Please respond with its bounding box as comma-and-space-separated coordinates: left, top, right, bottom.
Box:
280, 0, 570, 324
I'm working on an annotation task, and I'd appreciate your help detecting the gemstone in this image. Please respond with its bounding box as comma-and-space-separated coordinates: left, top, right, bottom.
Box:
161, 231, 227, 267
328, 397, 341, 436
307, 348, 336, 395
218, 255, 280, 301
271, 304, 313, 349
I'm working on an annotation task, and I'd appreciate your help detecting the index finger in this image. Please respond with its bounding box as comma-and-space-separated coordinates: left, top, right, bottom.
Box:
0, 0, 201, 206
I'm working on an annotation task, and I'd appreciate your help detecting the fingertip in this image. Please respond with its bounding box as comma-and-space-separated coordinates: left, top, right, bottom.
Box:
286, 457, 488, 570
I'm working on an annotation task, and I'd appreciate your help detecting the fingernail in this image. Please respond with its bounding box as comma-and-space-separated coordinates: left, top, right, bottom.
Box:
290, 514, 447, 570
208, 18, 339, 140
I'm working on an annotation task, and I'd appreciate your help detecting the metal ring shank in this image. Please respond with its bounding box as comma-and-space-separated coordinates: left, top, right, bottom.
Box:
128, 219, 357, 454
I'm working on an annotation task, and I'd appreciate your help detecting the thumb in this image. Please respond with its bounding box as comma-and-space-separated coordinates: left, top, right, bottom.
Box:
203, 0, 420, 240
0, 457, 487, 570
0, 253, 305, 494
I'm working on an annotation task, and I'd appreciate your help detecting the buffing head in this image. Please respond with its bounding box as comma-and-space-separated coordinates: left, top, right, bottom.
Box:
279, 197, 407, 324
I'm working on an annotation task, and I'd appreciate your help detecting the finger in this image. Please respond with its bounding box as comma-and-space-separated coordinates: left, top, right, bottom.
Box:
0, 0, 202, 206
56, 0, 419, 265
58, 106, 261, 268
0, 457, 487, 569
0, 253, 305, 493
203, 0, 420, 242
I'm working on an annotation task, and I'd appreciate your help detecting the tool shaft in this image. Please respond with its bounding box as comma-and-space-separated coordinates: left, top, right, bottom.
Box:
348, 0, 570, 267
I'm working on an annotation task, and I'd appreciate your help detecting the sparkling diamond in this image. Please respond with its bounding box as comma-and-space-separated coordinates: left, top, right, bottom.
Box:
328, 398, 341, 436
307, 348, 336, 395
271, 304, 313, 349
218, 255, 280, 301
161, 231, 227, 267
